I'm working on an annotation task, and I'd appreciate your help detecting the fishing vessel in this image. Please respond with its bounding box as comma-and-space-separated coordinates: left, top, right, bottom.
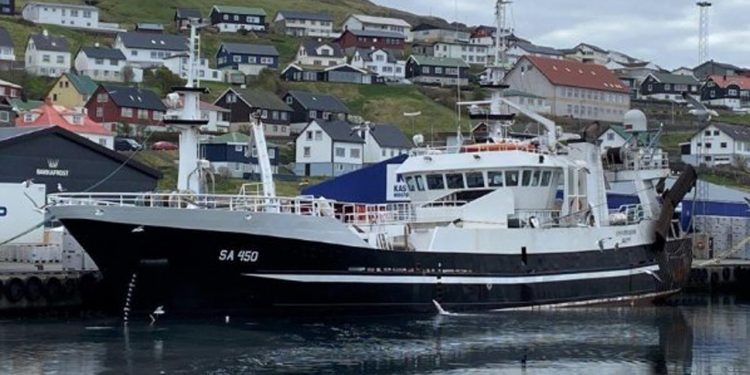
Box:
45, 18, 696, 316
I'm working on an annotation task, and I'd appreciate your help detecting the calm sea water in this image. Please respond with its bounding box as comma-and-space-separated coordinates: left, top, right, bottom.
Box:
0, 295, 748, 374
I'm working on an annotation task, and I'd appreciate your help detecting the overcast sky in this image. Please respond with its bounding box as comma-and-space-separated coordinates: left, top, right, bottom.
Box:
372, 0, 750, 69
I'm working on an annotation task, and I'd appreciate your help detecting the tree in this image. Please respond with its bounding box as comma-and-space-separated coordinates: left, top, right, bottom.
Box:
143, 67, 185, 96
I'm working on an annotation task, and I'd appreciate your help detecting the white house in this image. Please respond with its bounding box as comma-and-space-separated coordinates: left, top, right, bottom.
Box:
431, 41, 489, 65
682, 122, 750, 167
273, 10, 337, 38
358, 123, 412, 164
294, 119, 365, 177
163, 54, 223, 82
21, 1, 123, 32
114, 32, 188, 68
350, 48, 405, 82
295, 39, 346, 67
343, 14, 411, 42
74, 45, 130, 82
25, 31, 71, 77
672, 67, 695, 77
0, 27, 15, 69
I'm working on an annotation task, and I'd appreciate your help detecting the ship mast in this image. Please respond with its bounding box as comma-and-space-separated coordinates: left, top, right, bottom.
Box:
480, 0, 514, 140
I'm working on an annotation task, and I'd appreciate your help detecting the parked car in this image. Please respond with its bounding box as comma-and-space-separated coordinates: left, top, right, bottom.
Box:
114, 137, 142, 151
152, 141, 178, 151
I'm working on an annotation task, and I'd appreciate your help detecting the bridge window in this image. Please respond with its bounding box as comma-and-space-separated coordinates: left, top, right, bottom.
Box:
446, 173, 465, 189
505, 171, 519, 186
531, 170, 541, 186
405, 176, 416, 192
541, 171, 552, 186
487, 171, 503, 187
465, 172, 485, 188
426, 174, 445, 190
521, 170, 532, 186
415, 175, 425, 191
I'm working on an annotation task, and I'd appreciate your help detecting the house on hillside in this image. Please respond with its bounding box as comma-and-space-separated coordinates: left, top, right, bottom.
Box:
561, 43, 610, 65
21, 1, 123, 32
273, 10, 336, 38
693, 60, 745, 80
210, 5, 267, 33
47, 72, 96, 108
0, 1, 13, 15
682, 122, 750, 167
85, 84, 166, 130
135, 23, 163, 34
336, 29, 406, 54
506, 41, 562, 66
294, 119, 364, 176
294, 39, 346, 67
280, 63, 375, 85
201, 132, 279, 177
74, 45, 131, 82
701, 75, 750, 109
213, 87, 292, 138
25, 31, 70, 77
410, 23, 470, 43
174, 8, 203, 32
0, 27, 15, 70
114, 32, 188, 68
595, 124, 652, 155
350, 48, 405, 82
216, 42, 279, 76
504, 55, 630, 123
17, 98, 113, 149
412, 40, 488, 65
343, 14, 411, 41
282, 90, 351, 132
0, 78, 20, 100
360, 123, 412, 164
640, 72, 700, 102
672, 67, 695, 77
163, 54, 223, 82
405, 55, 469, 86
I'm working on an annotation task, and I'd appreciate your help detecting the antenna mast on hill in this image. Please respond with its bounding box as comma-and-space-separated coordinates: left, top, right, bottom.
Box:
697, 2, 711, 64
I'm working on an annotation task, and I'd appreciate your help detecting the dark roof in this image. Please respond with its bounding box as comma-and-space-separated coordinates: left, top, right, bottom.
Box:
212, 5, 266, 16
219, 42, 279, 56
576, 42, 608, 53
650, 72, 699, 85
286, 90, 350, 113
354, 48, 395, 63
80, 46, 127, 60
136, 23, 164, 31
100, 84, 166, 111
117, 32, 187, 51
277, 10, 332, 22
709, 123, 750, 142
0, 126, 161, 179
345, 29, 406, 39
30, 33, 69, 52
369, 124, 412, 148
316, 120, 364, 143
513, 41, 562, 56
695, 60, 744, 72
0, 27, 12, 48
175, 8, 202, 19
301, 39, 345, 58
228, 88, 292, 112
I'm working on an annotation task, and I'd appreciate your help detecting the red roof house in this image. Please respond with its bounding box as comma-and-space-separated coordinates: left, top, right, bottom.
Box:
17, 98, 115, 149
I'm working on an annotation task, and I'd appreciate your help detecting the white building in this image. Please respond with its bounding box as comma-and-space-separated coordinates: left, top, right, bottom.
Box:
0, 27, 15, 69
163, 54, 223, 82
359, 123, 412, 164
273, 10, 337, 38
682, 123, 750, 167
21, 1, 123, 32
350, 48, 405, 82
25, 31, 70, 77
114, 32, 188, 68
431, 41, 488, 65
294, 119, 365, 177
295, 39, 347, 67
343, 14, 411, 42
74, 45, 130, 82
505, 41, 562, 66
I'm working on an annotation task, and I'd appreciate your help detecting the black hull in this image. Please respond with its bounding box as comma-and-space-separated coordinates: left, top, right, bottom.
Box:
59, 218, 692, 316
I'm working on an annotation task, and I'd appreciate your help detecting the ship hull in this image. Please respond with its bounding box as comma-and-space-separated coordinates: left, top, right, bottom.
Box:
50, 206, 692, 316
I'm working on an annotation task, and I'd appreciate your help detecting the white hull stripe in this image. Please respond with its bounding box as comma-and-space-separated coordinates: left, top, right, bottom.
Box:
242, 265, 660, 285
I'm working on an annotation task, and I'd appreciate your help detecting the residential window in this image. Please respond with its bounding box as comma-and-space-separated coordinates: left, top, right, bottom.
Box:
314, 130, 322, 141
350, 148, 360, 158
97, 93, 108, 102
235, 145, 244, 152
95, 58, 104, 65
261, 109, 268, 119
233, 55, 242, 63
713, 130, 720, 136
729, 89, 739, 96
704, 130, 711, 136
233, 15, 239, 21
42, 54, 50, 63
138, 109, 148, 119
309, 110, 317, 118
223, 14, 228, 20
280, 112, 288, 120
0, 111, 8, 122
226, 93, 236, 103
153, 112, 163, 121
95, 107, 103, 117
110, 59, 118, 66
335, 147, 345, 157
705, 142, 712, 149
303, 147, 310, 157
306, 130, 313, 140
721, 142, 727, 148
260, 57, 274, 65
435, 67, 443, 74
52, 55, 61, 64
121, 107, 133, 118
607, 132, 615, 141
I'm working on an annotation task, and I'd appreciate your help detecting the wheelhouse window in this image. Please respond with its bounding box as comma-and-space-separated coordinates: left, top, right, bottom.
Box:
521, 170, 532, 186
505, 171, 519, 186
426, 174, 445, 190
415, 175, 426, 191
465, 172, 485, 188
446, 173, 465, 189
540, 171, 552, 186
406, 176, 416, 192
487, 171, 503, 187
531, 170, 541, 187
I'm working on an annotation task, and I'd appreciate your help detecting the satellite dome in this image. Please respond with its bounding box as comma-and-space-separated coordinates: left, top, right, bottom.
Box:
623, 109, 647, 132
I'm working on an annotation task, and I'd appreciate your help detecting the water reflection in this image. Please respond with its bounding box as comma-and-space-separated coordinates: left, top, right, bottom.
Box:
0, 296, 747, 374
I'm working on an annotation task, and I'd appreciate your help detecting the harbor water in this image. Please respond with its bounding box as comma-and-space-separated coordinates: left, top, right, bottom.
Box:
0, 295, 748, 374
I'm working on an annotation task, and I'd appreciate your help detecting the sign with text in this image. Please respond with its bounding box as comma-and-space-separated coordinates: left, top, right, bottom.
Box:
386, 164, 409, 202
